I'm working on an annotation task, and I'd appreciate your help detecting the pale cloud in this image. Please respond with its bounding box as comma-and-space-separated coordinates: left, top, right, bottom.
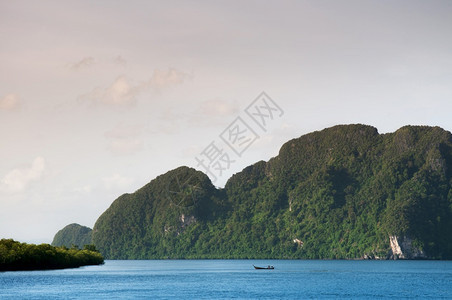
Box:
147, 108, 182, 135
112, 55, 127, 66
107, 139, 143, 155
0, 94, 21, 111
73, 185, 92, 194
78, 68, 191, 107
68, 57, 96, 70
79, 76, 140, 106
68, 55, 127, 70
0, 157, 45, 193
105, 123, 143, 139
146, 98, 239, 133
102, 173, 134, 190
188, 98, 239, 126
197, 98, 239, 116
148, 68, 192, 89
105, 123, 144, 155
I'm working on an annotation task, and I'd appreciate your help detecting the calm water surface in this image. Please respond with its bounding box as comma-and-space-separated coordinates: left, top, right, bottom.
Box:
1, 260, 451, 299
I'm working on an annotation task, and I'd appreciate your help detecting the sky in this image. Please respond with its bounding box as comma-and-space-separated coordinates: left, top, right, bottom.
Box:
1, 0, 452, 243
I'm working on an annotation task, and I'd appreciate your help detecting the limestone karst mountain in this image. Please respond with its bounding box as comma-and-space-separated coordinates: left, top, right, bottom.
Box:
54, 125, 452, 259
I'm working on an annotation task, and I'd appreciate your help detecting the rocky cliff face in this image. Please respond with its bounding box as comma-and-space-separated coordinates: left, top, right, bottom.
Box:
389, 235, 426, 259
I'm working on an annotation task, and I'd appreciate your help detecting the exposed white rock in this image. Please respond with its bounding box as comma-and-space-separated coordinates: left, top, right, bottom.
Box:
164, 225, 173, 233
180, 214, 196, 228
293, 238, 303, 247
389, 235, 426, 259
389, 235, 404, 259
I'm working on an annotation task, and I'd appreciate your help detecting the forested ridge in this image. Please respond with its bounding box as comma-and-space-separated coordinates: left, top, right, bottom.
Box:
52, 223, 92, 248
57, 125, 452, 259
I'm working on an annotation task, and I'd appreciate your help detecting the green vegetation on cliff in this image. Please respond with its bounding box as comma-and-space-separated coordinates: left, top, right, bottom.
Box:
51, 223, 92, 248
92, 166, 226, 259
0, 239, 104, 271
80, 125, 452, 259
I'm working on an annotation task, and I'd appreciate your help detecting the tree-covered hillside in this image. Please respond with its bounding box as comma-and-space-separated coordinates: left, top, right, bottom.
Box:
65, 124, 452, 259
52, 223, 92, 248
92, 166, 226, 259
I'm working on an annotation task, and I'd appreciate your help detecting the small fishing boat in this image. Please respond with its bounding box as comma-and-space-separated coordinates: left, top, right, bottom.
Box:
253, 265, 274, 270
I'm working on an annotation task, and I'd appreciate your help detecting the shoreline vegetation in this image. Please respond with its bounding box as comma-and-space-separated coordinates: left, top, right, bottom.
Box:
0, 239, 104, 272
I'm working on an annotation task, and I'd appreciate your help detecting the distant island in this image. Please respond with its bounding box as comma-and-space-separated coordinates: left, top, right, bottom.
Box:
53, 124, 452, 260
51, 223, 92, 248
0, 239, 104, 271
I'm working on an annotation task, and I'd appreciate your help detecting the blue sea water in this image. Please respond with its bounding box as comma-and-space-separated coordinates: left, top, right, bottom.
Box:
0, 260, 451, 299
